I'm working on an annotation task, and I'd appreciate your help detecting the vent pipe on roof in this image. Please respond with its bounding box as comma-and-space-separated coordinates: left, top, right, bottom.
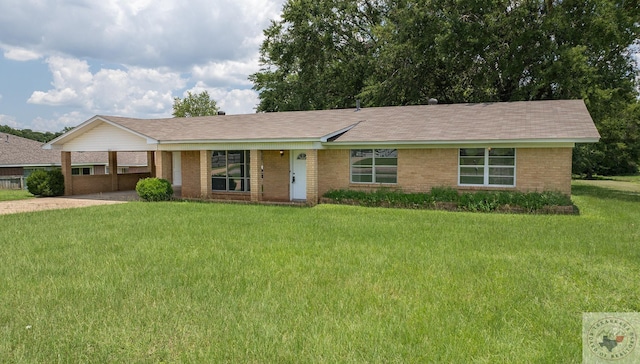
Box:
5, 135, 8, 142
217, 111, 226, 115
428, 98, 438, 105
355, 99, 361, 111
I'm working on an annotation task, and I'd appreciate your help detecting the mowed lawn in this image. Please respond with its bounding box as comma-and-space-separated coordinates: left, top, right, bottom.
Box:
0, 182, 639, 363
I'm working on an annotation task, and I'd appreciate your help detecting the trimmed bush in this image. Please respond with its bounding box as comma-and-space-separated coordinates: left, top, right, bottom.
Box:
322, 187, 573, 213
26, 169, 65, 197
136, 178, 173, 202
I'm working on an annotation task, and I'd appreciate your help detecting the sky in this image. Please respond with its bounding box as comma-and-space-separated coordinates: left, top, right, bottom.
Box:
0, 0, 287, 132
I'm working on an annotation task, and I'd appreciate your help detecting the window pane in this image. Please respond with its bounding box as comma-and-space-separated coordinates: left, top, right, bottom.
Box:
489, 176, 514, 185
352, 174, 373, 183
375, 149, 397, 158
489, 148, 515, 157
376, 157, 397, 166
489, 167, 514, 176
460, 176, 484, 185
72, 168, 79, 175
460, 148, 485, 157
460, 156, 484, 166
375, 166, 397, 183
489, 157, 515, 166
460, 167, 484, 176
351, 149, 373, 166
212, 151, 227, 177
212, 177, 226, 190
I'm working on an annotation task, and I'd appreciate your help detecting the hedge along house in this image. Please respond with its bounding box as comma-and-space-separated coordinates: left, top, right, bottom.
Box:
43, 100, 599, 203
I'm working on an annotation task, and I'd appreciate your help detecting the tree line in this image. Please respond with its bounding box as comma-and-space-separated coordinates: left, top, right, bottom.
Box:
250, 0, 640, 176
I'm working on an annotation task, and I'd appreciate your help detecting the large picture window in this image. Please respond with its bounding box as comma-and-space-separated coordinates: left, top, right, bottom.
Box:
350, 149, 398, 183
459, 148, 515, 186
211, 150, 250, 192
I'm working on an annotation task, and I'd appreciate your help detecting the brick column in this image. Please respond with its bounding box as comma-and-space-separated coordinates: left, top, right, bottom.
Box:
108, 151, 118, 191
250, 149, 262, 202
147, 151, 156, 176
155, 151, 173, 182
61, 151, 72, 196
306, 149, 318, 205
200, 150, 211, 199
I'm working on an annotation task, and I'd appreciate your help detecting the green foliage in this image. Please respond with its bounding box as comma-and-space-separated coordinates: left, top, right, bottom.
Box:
0, 190, 33, 202
135, 178, 173, 202
253, 0, 640, 174
26, 169, 65, 197
172, 91, 219, 117
0, 125, 65, 143
323, 187, 572, 213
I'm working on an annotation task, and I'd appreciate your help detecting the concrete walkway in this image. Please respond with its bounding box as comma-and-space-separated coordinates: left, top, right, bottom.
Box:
0, 190, 140, 215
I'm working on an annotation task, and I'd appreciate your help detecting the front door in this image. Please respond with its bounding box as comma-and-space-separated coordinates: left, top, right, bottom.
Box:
172, 152, 182, 186
290, 150, 307, 200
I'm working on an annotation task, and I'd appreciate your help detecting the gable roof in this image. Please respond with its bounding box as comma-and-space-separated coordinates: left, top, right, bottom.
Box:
45, 99, 599, 151
1, 132, 146, 168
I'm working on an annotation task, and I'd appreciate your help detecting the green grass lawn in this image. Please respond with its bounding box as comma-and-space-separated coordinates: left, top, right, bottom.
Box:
0, 189, 33, 202
1, 182, 638, 362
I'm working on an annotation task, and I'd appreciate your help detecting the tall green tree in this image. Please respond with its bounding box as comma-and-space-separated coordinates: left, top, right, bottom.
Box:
252, 0, 640, 175
172, 91, 219, 117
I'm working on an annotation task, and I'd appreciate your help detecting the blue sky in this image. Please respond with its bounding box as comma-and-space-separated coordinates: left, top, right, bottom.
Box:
0, 0, 286, 132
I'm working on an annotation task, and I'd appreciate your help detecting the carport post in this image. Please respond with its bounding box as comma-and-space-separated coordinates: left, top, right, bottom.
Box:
109, 151, 118, 191
61, 151, 72, 196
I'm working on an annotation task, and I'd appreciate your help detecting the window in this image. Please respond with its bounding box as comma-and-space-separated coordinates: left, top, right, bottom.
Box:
459, 148, 515, 186
71, 167, 92, 176
350, 149, 398, 183
211, 150, 250, 192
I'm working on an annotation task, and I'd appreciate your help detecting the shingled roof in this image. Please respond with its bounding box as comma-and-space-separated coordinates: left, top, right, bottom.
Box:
1, 132, 146, 167
47, 99, 599, 150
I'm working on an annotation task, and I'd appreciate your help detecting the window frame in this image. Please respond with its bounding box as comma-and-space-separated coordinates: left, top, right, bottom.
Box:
350, 149, 398, 184
458, 148, 516, 187
71, 166, 93, 176
211, 150, 251, 192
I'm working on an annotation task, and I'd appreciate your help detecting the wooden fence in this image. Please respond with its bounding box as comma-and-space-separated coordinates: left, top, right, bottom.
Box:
0, 176, 25, 190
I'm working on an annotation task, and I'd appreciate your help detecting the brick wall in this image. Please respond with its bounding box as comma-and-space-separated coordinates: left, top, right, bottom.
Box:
397, 149, 458, 192
317, 149, 350, 196
262, 150, 290, 201
318, 147, 573, 197
180, 150, 203, 198
516, 147, 572, 194
0, 167, 23, 176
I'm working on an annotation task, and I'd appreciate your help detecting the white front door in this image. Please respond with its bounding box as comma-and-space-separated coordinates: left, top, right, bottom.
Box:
290, 150, 307, 200
172, 152, 182, 186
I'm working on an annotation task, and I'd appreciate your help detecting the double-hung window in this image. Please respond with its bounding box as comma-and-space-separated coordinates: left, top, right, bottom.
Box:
459, 148, 515, 186
211, 150, 250, 192
350, 149, 398, 183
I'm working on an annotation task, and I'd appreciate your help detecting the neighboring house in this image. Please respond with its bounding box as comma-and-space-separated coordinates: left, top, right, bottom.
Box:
0, 132, 148, 189
44, 100, 600, 203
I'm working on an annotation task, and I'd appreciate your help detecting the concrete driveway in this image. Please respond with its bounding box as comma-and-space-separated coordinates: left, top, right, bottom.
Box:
0, 190, 140, 215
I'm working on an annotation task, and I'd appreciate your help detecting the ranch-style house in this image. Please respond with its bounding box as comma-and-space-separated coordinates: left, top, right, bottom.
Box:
44, 99, 600, 204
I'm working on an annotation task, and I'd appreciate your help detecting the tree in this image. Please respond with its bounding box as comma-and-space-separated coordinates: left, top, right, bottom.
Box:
172, 91, 219, 117
252, 0, 640, 175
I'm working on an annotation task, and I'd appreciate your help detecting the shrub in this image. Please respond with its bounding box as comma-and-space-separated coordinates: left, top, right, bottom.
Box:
26, 170, 48, 196
26, 169, 65, 197
322, 187, 572, 213
136, 178, 173, 202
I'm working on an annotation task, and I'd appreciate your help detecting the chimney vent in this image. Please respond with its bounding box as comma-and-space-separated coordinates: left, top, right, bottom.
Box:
355, 99, 361, 111
217, 111, 226, 116
428, 98, 438, 105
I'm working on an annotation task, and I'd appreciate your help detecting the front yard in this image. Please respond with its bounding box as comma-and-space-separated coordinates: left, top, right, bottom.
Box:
0, 181, 638, 362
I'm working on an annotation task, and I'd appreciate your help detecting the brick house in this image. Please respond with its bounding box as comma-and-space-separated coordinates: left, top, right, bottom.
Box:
44, 100, 600, 203
0, 132, 148, 189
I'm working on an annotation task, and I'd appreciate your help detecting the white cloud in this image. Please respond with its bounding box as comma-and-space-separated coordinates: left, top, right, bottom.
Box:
185, 82, 258, 115
30, 111, 88, 133
0, 114, 19, 128
0, 0, 285, 69
191, 58, 259, 87
2, 46, 42, 61
28, 56, 186, 117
